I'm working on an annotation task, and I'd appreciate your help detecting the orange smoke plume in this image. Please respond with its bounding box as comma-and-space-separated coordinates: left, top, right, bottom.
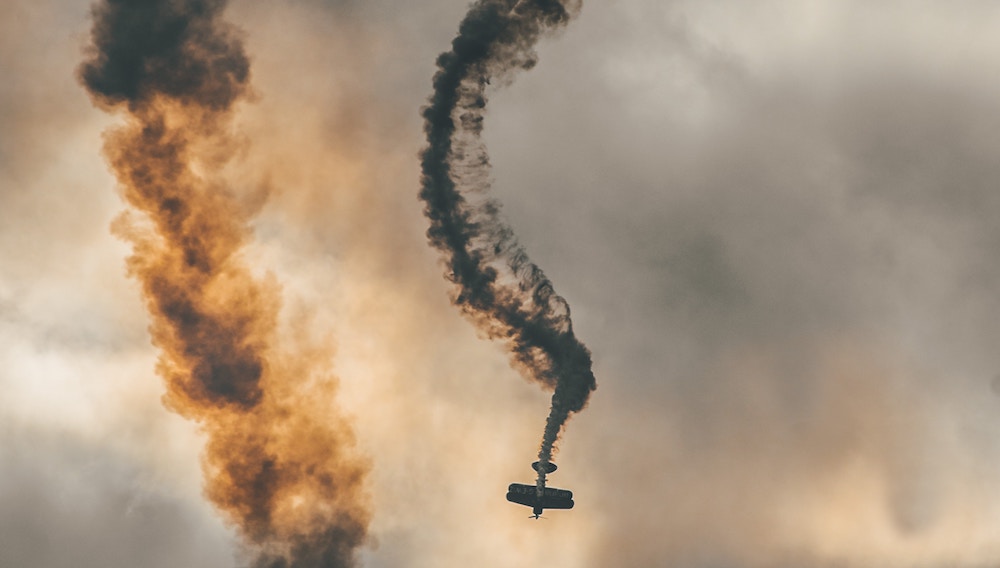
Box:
78, 1, 370, 565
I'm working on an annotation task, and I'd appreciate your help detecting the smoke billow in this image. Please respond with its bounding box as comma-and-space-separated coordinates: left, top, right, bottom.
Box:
79, 1, 370, 565
419, 0, 596, 490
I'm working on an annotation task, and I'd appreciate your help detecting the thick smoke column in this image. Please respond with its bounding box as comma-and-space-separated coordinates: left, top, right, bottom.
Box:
419, 0, 596, 492
79, 1, 370, 565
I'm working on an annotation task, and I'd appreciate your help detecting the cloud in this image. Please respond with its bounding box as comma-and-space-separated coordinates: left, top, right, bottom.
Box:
8, 1, 1000, 567
476, 1, 1000, 565
0, 424, 237, 568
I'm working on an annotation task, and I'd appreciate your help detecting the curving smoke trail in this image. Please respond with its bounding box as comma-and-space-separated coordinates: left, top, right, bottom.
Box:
79, 1, 370, 565
419, 0, 596, 493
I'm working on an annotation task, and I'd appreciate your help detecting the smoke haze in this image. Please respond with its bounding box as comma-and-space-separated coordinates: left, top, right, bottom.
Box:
8, 1, 1000, 567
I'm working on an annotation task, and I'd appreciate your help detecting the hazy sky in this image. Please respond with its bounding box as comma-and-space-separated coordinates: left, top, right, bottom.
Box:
6, 1, 1000, 566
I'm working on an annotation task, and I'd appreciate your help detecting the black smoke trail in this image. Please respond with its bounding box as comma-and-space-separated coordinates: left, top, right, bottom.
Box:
419, 0, 596, 490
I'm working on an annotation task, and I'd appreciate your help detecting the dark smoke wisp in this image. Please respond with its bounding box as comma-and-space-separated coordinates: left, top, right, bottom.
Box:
79, 1, 370, 565
419, 0, 596, 491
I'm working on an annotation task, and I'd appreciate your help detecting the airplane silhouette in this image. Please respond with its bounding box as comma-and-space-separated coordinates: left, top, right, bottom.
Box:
506, 461, 574, 520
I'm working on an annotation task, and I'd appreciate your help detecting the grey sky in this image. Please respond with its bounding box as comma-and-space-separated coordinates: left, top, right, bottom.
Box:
4, 1, 1000, 566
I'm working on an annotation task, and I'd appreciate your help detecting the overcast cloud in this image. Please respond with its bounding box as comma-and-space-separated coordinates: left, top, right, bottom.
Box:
5, 1, 1000, 567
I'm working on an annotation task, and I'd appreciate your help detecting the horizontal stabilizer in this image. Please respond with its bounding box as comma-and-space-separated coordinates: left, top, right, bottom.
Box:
531, 461, 557, 474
